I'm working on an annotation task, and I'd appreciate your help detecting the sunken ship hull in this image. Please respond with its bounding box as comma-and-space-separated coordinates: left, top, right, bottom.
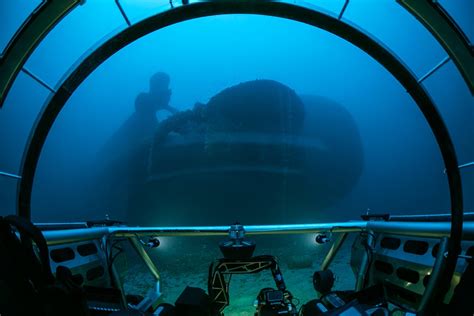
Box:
128, 80, 363, 225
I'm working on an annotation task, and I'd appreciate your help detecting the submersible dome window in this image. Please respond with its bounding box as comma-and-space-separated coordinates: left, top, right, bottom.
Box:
0, 0, 468, 309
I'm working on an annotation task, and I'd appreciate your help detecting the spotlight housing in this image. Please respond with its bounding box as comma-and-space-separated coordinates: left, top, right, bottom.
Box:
315, 233, 331, 245
146, 237, 161, 248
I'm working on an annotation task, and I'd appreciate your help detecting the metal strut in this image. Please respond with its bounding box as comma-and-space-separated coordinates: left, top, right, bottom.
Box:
338, 0, 350, 20
21, 67, 56, 93
114, 0, 131, 26
320, 232, 348, 271
458, 161, 474, 170
0, 171, 22, 179
444, 161, 474, 173
418, 55, 451, 84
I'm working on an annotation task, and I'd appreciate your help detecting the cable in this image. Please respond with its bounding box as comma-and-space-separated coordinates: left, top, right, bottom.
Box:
359, 231, 375, 288
110, 246, 124, 266
105, 237, 127, 286
359, 230, 376, 241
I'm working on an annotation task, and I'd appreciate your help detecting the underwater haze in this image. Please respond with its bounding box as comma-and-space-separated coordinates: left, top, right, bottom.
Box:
1, 0, 472, 224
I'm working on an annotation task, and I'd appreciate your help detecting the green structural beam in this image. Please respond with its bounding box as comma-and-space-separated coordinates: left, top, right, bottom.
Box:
0, 0, 83, 108
398, 0, 474, 94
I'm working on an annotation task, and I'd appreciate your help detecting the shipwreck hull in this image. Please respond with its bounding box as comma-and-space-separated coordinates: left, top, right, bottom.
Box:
128, 80, 363, 225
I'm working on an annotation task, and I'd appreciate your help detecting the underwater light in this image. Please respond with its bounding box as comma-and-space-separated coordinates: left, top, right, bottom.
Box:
219, 223, 256, 259
145, 237, 161, 248
315, 233, 331, 245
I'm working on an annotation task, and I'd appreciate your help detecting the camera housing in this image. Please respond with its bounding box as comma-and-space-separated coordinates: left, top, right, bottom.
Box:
254, 288, 297, 316
219, 223, 256, 259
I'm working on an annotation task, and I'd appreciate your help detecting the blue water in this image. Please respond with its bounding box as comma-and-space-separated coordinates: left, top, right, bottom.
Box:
1, 1, 472, 223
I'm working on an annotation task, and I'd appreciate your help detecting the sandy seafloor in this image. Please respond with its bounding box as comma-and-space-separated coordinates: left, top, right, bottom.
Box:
121, 234, 355, 315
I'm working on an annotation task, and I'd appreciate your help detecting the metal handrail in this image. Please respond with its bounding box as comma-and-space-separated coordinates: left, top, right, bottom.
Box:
42, 221, 366, 245
40, 220, 474, 246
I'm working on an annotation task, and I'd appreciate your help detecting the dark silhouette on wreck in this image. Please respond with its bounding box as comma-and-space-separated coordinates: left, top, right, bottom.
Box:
98, 78, 364, 225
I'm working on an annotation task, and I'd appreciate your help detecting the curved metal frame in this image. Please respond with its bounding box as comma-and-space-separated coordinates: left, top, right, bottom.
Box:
398, 0, 474, 95
0, 0, 464, 308
1, 1, 472, 106
0, 0, 83, 108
